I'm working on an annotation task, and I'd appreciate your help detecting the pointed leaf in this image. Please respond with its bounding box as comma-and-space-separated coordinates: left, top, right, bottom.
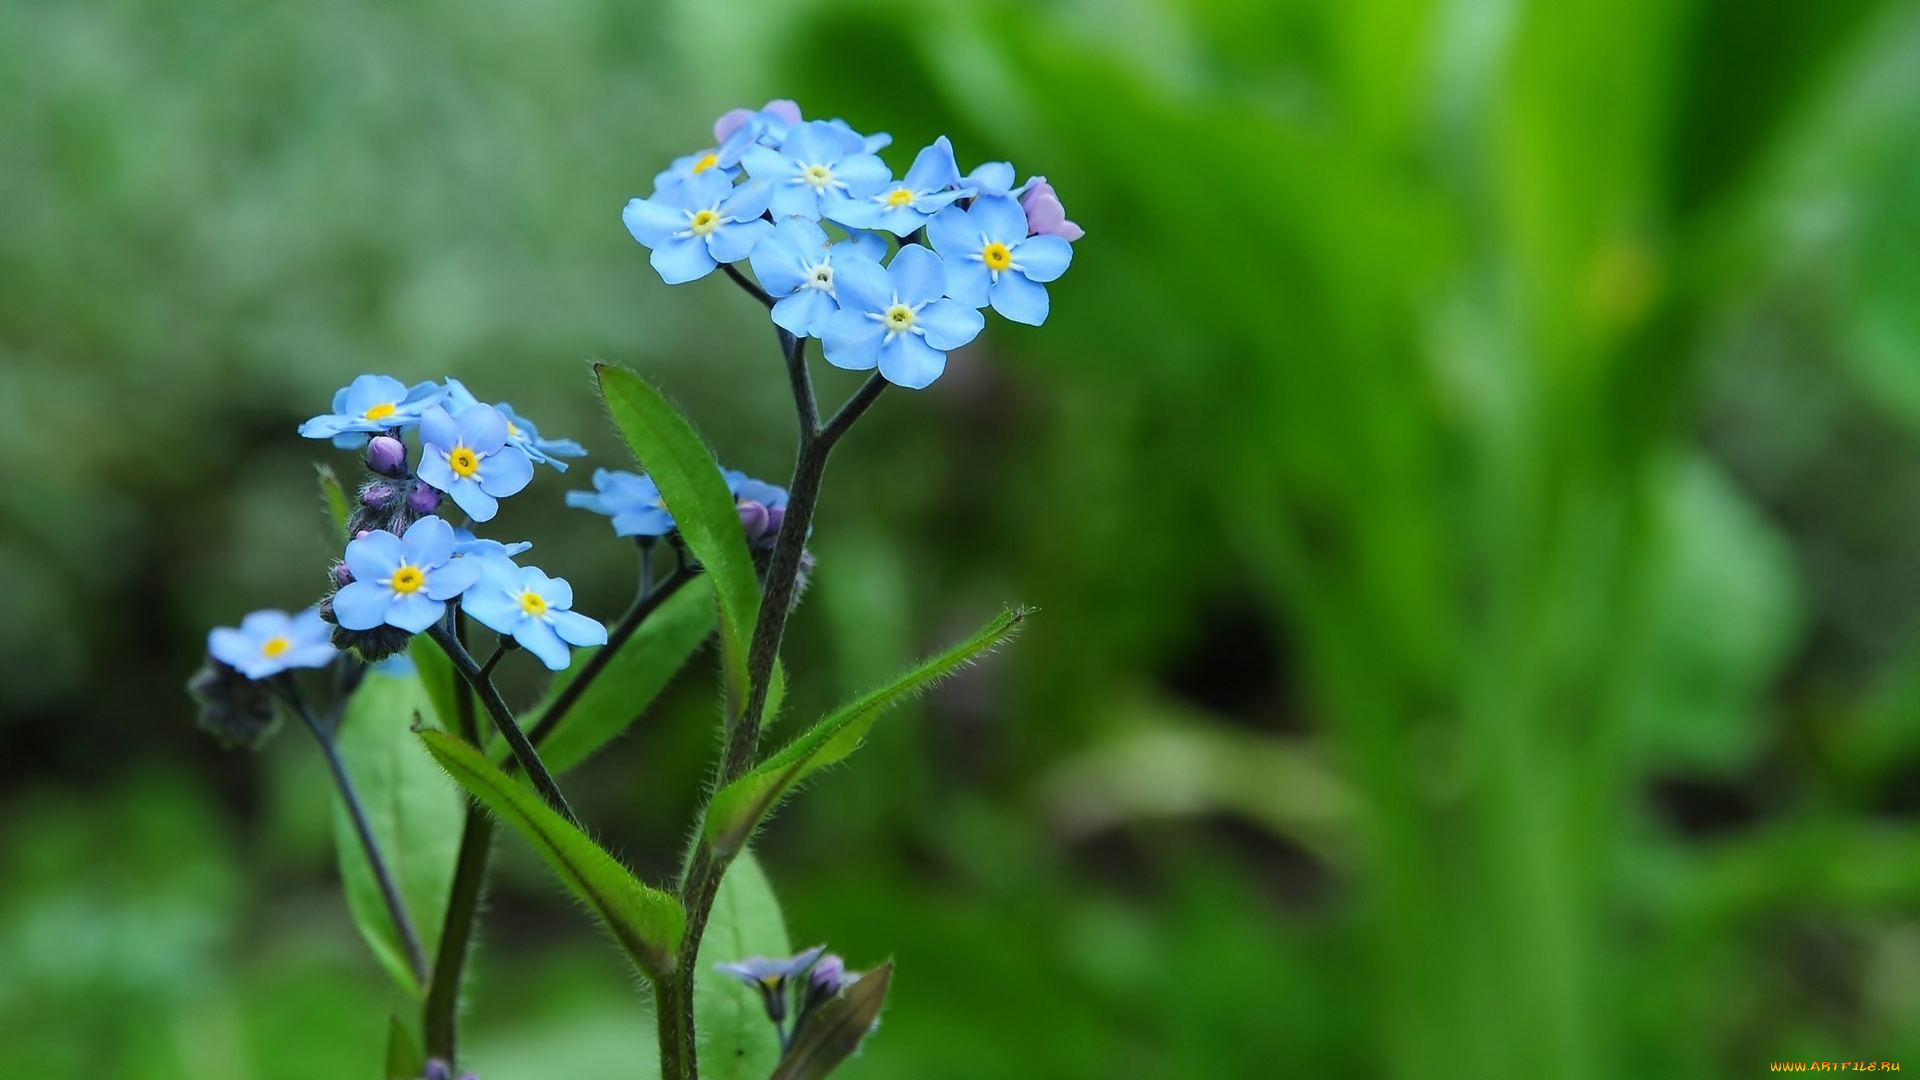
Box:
594, 363, 761, 710
705, 608, 1028, 856
409, 636, 460, 734
693, 850, 791, 1080
769, 962, 894, 1080
317, 463, 351, 534
332, 667, 464, 997
384, 1014, 425, 1080
417, 728, 685, 978
534, 576, 718, 774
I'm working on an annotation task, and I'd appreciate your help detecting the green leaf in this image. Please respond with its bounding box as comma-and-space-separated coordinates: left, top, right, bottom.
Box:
594, 363, 761, 711
317, 463, 351, 534
409, 636, 460, 734
384, 1014, 424, 1080
694, 850, 790, 1080
533, 576, 718, 774
704, 607, 1029, 856
768, 962, 894, 1080
332, 668, 465, 998
417, 728, 685, 978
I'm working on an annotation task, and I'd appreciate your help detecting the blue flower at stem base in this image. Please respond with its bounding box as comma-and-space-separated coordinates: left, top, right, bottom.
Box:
298, 375, 444, 448
819, 245, 985, 390
622, 170, 774, 285
209, 608, 337, 679
416, 403, 535, 522
927, 194, 1074, 326
333, 517, 483, 634
461, 565, 608, 671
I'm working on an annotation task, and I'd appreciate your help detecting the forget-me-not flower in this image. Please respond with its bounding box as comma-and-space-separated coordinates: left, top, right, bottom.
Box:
1020, 177, 1085, 241
333, 516, 483, 634
461, 564, 608, 671
208, 607, 336, 680
623, 170, 774, 285
823, 118, 891, 155
438, 378, 583, 470
927, 194, 1074, 326
415, 403, 535, 522
725, 468, 789, 543
712, 99, 803, 149
298, 375, 444, 448
451, 526, 530, 578
835, 137, 972, 236
818, 245, 985, 390
653, 146, 741, 199
961, 160, 1026, 199
746, 218, 887, 337
566, 468, 676, 537
741, 120, 890, 221
716, 945, 828, 1026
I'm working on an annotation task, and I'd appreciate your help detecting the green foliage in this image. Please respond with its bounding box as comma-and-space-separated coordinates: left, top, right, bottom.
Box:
768, 962, 892, 1080
409, 636, 461, 735
417, 729, 685, 979
316, 464, 351, 535
385, 1015, 425, 1080
693, 851, 790, 1080
705, 608, 1028, 856
595, 363, 763, 712
533, 577, 718, 774
332, 668, 464, 997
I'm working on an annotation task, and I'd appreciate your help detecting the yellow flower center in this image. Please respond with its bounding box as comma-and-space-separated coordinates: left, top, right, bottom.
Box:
363, 402, 398, 423
883, 304, 916, 333
519, 590, 549, 616
802, 164, 834, 188
690, 152, 719, 175
449, 447, 479, 477
689, 209, 721, 236
507, 421, 521, 438
981, 242, 1013, 271
261, 636, 291, 658
884, 188, 914, 207
390, 566, 425, 594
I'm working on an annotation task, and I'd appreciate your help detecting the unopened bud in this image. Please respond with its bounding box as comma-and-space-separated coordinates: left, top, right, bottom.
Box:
361, 483, 395, 508
808, 954, 847, 998
366, 435, 408, 478
407, 483, 441, 515
330, 561, 354, 587
187, 659, 282, 751
766, 504, 786, 537
737, 500, 771, 540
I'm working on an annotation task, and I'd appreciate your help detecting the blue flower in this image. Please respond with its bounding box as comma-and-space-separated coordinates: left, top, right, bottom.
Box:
713, 99, 804, 150
332, 517, 484, 634
740, 121, 891, 221
724, 468, 789, 542
822, 118, 891, 155
565, 468, 676, 537
834, 137, 972, 236
926, 194, 1074, 326
451, 526, 530, 578
746, 219, 887, 337
653, 147, 742, 199
439, 378, 584, 471
716, 945, 828, 1026
298, 375, 444, 448
415, 404, 535, 522
623, 170, 774, 285
818, 245, 985, 390
460, 564, 608, 671
960, 160, 1027, 198
208, 607, 336, 679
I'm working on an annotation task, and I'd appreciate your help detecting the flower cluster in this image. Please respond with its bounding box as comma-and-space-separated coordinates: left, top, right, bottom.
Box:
623, 100, 1080, 390
717, 945, 868, 1051
566, 465, 790, 550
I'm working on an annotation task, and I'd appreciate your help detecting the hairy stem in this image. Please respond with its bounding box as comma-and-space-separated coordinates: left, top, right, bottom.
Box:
277, 678, 429, 986
424, 808, 495, 1064
426, 623, 578, 827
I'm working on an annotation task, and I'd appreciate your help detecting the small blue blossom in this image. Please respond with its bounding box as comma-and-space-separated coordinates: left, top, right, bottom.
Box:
822, 118, 891, 155
818, 245, 985, 390
623, 170, 775, 285
439, 378, 584, 471
747, 218, 886, 337
834, 137, 972, 236
716, 945, 828, 1026
461, 564, 608, 671
333, 516, 484, 634
741, 120, 891, 222
960, 160, 1027, 199
566, 468, 676, 537
416, 404, 535, 522
208, 607, 336, 679
451, 526, 531, 578
653, 148, 741, 199
927, 194, 1074, 326
712, 99, 804, 150
298, 375, 444, 448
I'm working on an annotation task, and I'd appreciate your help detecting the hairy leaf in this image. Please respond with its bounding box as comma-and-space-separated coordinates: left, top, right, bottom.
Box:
694, 850, 791, 1080
705, 607, 1028, 855
769, 962, 894, 1080
418, 728, 684, 978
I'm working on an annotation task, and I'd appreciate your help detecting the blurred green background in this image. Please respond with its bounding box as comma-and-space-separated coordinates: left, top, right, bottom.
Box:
7, 0, 1920, 1075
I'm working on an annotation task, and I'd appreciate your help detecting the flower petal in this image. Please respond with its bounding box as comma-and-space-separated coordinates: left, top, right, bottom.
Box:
832, 154, 892, 198
916, 298, 987, 350
771, 289, 836, 337
388, 593, 444, 634
344, 531, 406, 582
418, 405, 459, 450
942, 259, 992, 310
888, 245, 948, 307
477, 446, 534, 499
878, 333, 948, 390
447, 480, 500, 522
901, 136, 961, 193
402, 516, 456, 567
459, 583, 519, 634
332, 581, 390, 631
1012, 234, 1074, 283
820, 309, 885, 371
970, 195, 1028, 245
548, 609, 607, 647
623, 196, 685, 247
990, 272, 1050, 326
925, 204, 976, 262
652, 235, 718, 284
707, 218, 773, 265
516, 618, 572, 671
828, 253, 892, 314
426, 556, 483, 601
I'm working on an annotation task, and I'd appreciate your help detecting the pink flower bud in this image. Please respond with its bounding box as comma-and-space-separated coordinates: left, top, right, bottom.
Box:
1020, 177, 1084, 241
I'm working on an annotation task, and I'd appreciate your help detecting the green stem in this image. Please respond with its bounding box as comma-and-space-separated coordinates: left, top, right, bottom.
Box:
426, 623, 579, 827
424, 808, 495, 1064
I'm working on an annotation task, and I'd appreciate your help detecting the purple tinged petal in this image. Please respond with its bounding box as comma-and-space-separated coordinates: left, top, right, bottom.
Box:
652, 235, 718, 284
332, 581, 390, 631
713, 108, 756, 144
345, 531, 407, 581
1020, 178, 1084, 241
878, 332, 948, 390
763, 99, 802, 127
915, 298, 986, 350
989, 272, 1050, 325
887, 245, 947, 308
477, 446, 534, 498
388, 593, 445, 634
548, 609, 607, 647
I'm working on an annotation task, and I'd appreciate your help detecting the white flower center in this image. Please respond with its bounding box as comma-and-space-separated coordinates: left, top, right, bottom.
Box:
804, 262, 834, 293
799, 163, 836, 190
